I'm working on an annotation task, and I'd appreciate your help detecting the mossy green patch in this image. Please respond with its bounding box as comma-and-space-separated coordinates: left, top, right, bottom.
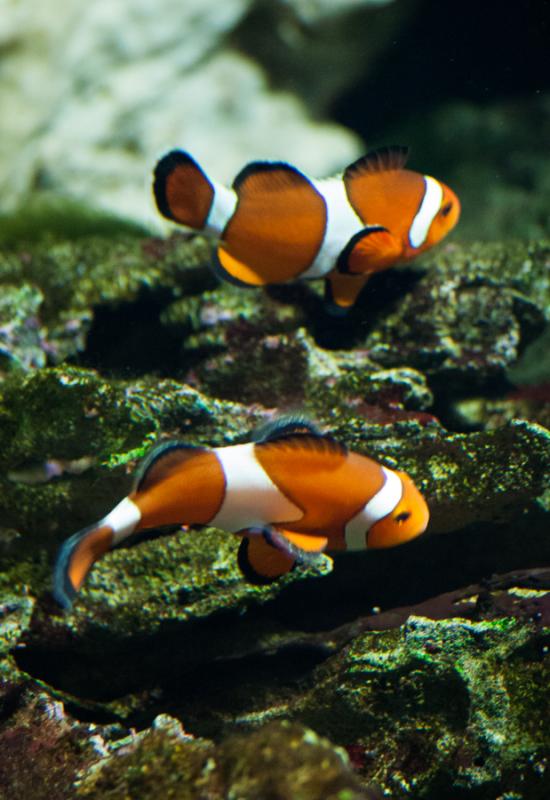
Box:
0, 194, 149, 247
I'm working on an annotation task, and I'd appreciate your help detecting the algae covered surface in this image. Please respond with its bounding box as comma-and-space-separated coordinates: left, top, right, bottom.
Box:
0, 223, 548, 800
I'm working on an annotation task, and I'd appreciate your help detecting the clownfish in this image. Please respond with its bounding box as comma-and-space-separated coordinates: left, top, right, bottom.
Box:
53, 419, 429, 609
153, 146, 460, 312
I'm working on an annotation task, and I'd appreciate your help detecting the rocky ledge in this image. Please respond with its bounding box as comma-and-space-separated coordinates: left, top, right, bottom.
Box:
0, 230, 548, 799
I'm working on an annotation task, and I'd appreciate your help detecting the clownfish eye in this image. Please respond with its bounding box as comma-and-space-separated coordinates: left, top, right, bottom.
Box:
394, 511, 411, 524
440, 201, 453, 218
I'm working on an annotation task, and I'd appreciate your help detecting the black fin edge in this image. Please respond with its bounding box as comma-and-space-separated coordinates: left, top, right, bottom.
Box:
134, 440, 202, 492
232, 160, 311, 192
344, 145, 410, 181
152, 149, 211, 222
251, 415, 322, 444
52, 523, 99, 610
336, 226, 389, 274
256, 428, 348, 457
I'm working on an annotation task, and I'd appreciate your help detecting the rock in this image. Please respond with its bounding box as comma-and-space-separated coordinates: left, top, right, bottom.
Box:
0, 233, 213, 366
0, 0, 363, 226
0, 226, 549, 800
364, 240, 549, 394
451, 388, 550, 432
0, 284, 47, 371
0, 690, 103, 800
290, 614, 550, 798
75, 717, 374, 800
234, 0, 413, 113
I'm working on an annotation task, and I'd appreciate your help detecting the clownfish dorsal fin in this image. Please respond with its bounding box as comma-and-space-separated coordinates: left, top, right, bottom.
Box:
256, 431, 348, 460
252, 415, 323, 444
344, 145, 410, 181
337, 226, 402, 275
232, 160, 314, 193
134, 441, 203, 493
153, 150, 214, 229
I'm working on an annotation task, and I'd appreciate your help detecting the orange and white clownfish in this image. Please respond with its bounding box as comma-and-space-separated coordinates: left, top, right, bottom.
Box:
53, 418, 429, 609
152, 146, 460, 313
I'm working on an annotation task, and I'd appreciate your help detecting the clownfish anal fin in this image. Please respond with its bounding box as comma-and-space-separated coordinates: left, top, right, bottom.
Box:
214, 245, 267, 287
324, 272, 370, 315
237, 529, 296, 584
252, 415, 323, 444
338, 226, 402, 276
344, 145, 409, 181
135, 441, 204, 493
153, 149, 214, 229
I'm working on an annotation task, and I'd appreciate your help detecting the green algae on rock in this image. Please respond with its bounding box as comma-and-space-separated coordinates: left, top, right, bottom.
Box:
76, 717, 372, 800
0, 233, 214, 367
364, 240, 549, 394
290, 616, 550, 798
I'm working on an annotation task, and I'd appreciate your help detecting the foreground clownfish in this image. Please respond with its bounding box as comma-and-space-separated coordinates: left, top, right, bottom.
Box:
153, 145, 460, 312
53, 419, 429, 609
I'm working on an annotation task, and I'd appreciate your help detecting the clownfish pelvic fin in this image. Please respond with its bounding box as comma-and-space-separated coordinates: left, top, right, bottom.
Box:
236, 525, 327, 585
237, 529, 297, 585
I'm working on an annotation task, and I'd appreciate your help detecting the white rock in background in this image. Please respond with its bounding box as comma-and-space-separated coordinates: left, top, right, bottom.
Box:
0, 0, 375, 227
286, 0, 395, 24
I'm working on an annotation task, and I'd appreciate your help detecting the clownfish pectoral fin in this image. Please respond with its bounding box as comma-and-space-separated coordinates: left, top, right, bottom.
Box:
53, 523, 114, 609
324, 272, 370, 314
251, 415, 322, 444
344, 145, 409, 180
153, 150, 215, 229
237, 529, 297, 584
338, 227, 402, 276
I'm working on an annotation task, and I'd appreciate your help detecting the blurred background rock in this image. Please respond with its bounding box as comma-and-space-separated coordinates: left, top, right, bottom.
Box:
1, 0, 548, 238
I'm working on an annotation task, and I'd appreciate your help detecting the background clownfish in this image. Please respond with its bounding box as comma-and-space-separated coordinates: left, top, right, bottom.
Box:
153, 146, 460, 312
53, 418, 429, 609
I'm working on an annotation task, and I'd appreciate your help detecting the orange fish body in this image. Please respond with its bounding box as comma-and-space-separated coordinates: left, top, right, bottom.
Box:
153, 146, 460, 312
53, 420, 429, 608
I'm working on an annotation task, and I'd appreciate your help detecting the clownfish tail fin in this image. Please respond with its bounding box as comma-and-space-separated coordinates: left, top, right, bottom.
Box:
53, 496, 142, 609
153, 150, 218, 231
53, 522, 114, 609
